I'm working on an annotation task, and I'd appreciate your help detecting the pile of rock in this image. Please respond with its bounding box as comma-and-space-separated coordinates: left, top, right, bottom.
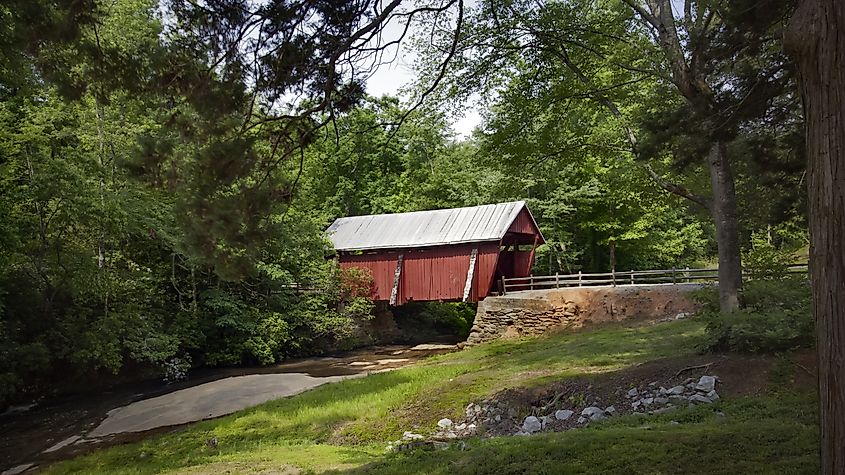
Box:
625, 375, 720, 415
388, 374, 722, 451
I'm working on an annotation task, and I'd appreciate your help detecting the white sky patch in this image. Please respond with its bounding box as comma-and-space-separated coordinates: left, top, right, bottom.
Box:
362, 5, 481, 139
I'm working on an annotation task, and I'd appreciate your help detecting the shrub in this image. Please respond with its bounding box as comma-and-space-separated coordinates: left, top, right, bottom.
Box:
699, 278, 814, 353
743, 230, 797, 281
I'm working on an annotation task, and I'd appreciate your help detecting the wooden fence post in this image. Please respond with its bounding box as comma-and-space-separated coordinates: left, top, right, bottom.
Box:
685, 266, 690, 283
578, 271, 582, 287
630, 270, 634, 285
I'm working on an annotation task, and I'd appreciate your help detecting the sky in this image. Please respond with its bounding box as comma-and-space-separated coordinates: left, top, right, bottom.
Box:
361, 9, 482, 139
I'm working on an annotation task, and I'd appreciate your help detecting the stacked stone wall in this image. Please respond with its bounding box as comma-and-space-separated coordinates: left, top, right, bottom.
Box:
466, 284, 703, 345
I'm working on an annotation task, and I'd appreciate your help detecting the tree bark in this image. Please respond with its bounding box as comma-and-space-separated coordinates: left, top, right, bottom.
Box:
785, 2, 845, 473
706, 141, 742, 312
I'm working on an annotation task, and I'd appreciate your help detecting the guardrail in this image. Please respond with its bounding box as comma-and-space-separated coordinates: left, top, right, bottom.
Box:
500, 265, 809, 294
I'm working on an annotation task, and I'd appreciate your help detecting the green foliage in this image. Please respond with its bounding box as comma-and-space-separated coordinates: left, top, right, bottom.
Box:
393, 302, 477, 342
743, 230, 800, 280
700, 279, 814, 353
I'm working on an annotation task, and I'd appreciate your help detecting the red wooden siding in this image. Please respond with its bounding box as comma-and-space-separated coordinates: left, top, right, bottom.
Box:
507, 207, 541, 236
332, 202, 544, 305
338, 242, 501, 304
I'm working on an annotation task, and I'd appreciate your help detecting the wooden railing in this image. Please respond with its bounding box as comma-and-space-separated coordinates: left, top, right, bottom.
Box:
500, 264, 809, 294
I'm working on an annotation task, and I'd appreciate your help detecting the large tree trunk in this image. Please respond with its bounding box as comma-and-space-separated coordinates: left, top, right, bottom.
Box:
785, 2, 845, 473
706, 141, 742, 312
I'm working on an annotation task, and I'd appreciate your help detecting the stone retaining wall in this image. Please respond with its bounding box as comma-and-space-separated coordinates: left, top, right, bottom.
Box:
466, 284, 705, 345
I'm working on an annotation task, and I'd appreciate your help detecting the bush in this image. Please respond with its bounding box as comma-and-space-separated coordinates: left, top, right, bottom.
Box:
743, 230, 797, 281
699, 278, 814, 353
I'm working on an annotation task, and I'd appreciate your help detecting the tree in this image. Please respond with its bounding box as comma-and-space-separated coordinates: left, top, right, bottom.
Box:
415, 0, 797, 312
784, 2, 845, 472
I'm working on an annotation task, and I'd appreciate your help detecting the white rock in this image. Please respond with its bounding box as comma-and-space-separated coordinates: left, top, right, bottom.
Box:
522, 416, 542, 433
696, 376, 717, 393
654, 397, 669, 405
581, 406, 606, 421
605, 406, 616, 415
437, 418, 453, 429
555, 409, 574, 421
667, 385, 685, 395
641, 397, 654, 405
577, 416, 588, 424
627, 388, 639, 398
707, 390, 720, 400
495, 415, 502, 422
402, 431, 424, 440
455, 423, 467, 431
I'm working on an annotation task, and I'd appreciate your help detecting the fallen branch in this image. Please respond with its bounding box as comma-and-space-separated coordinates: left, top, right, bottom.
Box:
534, 392, 565, 415
795, 362, 814, 376
674, 363, 712, 378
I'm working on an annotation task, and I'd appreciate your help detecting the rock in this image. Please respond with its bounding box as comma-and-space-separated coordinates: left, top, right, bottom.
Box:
649, 381, 658, 387
522, 416, 542, 433
577, 416, 588, 424
688, 394, 713, 404
627, 388, 639, 398
495, 415, 502, 422
641, 397, 654, 406
669, 420, 680, 425
514, 430, 530, 437
581, 406, 606, 421
707, 390, 720, 400
658, 387, 668, 395
437, 418, 453, 429
667, 385, 685, 395
605, 406, 616, 415
695, 376, 717, 393
669, 395, 687, 405
632, 400, 641, 410
555, 409, 574, 421
402, 431, 424, 441
455, 423, 467, 431
652, 406, 678, 415
654, 397, 669, 405
675, 312, 690, 320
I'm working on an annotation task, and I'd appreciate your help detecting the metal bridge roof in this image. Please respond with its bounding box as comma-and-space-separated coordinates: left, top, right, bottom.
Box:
326, 201, 541, 251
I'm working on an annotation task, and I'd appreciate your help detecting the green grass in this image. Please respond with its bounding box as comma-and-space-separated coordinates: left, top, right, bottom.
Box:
334, 393, 817, 475
44, 320, 818, 474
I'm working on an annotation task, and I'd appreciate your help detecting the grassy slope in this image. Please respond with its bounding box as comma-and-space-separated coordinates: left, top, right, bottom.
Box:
45, 320, 817, 474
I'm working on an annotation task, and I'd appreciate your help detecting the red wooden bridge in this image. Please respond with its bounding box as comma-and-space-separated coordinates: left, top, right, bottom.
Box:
326, 201, 545, 305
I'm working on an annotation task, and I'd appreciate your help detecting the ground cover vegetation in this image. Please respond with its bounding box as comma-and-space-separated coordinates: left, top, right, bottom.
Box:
41, 319, 819, 474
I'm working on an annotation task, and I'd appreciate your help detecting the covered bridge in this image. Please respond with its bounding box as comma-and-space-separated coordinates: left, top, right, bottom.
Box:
326, 201, 545, 305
